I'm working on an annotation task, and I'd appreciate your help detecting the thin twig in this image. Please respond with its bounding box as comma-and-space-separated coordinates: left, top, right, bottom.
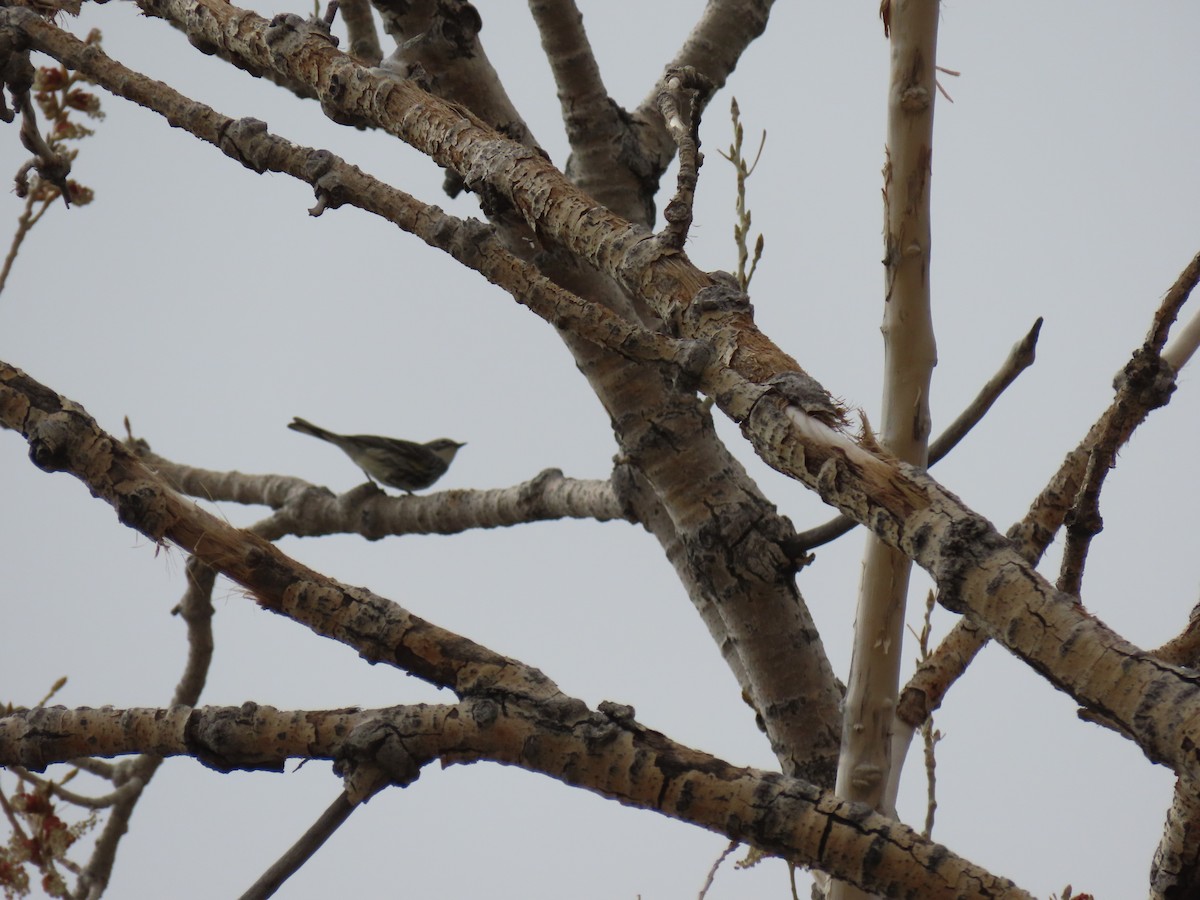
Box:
7, 766, 139, 810
0, 193, 53, 296
697, 840, 738, 900
716, 98, 766, 291
77, 502, 219, 895
912, 590, 941, 838
239, 790, 369, 900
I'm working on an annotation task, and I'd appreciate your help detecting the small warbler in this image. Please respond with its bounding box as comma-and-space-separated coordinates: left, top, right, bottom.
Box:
288, 417, 464, 492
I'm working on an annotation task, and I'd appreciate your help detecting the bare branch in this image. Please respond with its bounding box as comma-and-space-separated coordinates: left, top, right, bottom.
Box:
898, 250, 1200, 734
793, 317, 1042, 551
371, 0, 541, 155
1057, 251, 1200, 595
835, 5, 940, 876
4, 9, 709, 380
129, 436, 625, 534
655, 66, 712, 251
239, 790, 371, 900
634, 0, 775, 172
0, 703, 1035, 899
336, 0, 381, 64
1151, 776, 1200, 900
526, 0, 608, 158
698, 841, 739, 900
0, 193, 52, 296
131, 0, 845, 783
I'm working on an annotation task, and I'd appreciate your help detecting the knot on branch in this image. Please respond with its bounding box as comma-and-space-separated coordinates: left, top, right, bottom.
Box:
767, 371, 848, 428
217, 117, 270, 173
515, 467, 563, 509
303, 148, 350, 215
665, 272, 753, 343
26, 410, 89, 473
1114, 345, 1177, 412
931, 516, 1010, 614
264, 12, 338, 62
436, 0, 482, 50
336, 717, 421, 802
183, 702, 289, 773
697, 270, 748, 305
572, 701, 637, 750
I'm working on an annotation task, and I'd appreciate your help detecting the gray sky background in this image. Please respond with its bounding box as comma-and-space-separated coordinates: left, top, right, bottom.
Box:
2, 2, 1199, 897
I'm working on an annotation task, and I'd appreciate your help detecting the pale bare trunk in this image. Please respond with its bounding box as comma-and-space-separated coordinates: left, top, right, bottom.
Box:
832, 1, 939, 896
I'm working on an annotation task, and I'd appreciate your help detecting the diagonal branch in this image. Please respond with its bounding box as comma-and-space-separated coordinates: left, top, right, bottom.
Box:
897, 250, 1200, 735
0, 360, 558, 705
1152, 775, 1200, 900
337, 0, 382, 65
0, 355, 1014, 895
526, 1, 612, 170
370, 0, 542, 156
1056, 253, 1199, 596
794, 317, 1042, 551
1, 7, 701, 374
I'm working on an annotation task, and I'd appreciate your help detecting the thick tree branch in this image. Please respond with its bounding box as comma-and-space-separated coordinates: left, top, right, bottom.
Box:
0, 7, 704, 376
0, 703, 1033, 899
9, 1, 840, 782
1151, 775, 1200, 900
337, 0, 382, 65
526, 0, 655, 224
370, 0, 541, 157
527, 0, 607, 141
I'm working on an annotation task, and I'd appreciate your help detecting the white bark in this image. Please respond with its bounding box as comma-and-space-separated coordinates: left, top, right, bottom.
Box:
833, 3, 939, 896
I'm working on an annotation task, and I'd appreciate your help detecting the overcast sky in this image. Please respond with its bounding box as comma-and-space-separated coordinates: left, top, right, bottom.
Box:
3, 2, 1200, 897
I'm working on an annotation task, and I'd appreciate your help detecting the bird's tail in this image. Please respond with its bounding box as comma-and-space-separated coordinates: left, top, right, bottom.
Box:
288, 417, 339, 443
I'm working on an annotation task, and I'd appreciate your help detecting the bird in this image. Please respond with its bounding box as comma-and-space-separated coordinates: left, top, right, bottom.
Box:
287, 417, 464, 493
